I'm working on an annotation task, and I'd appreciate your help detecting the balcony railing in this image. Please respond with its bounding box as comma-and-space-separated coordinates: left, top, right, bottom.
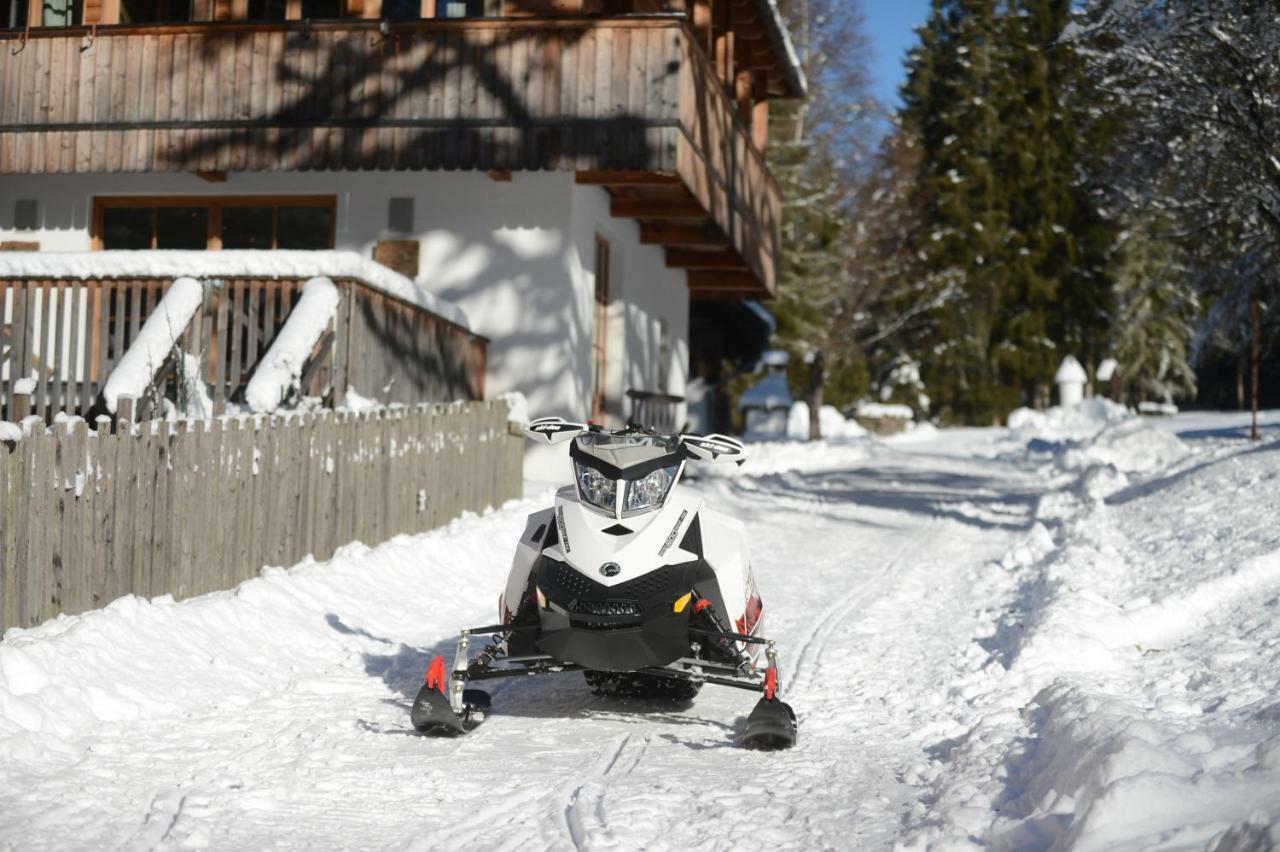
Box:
0, 16, 780, 296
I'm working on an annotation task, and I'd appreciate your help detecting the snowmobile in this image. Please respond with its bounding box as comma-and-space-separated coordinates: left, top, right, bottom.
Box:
409, 417, 797, 749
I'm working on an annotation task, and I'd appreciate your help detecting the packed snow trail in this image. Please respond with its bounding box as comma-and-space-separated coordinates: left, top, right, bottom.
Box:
2, 414, 1278, 850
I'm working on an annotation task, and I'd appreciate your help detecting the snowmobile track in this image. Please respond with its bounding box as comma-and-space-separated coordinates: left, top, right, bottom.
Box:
554, 732, 649, 850
785, 530, 929, 698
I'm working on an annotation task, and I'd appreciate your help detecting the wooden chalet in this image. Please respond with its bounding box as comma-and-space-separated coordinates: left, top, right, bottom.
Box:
0, 0, 803, 455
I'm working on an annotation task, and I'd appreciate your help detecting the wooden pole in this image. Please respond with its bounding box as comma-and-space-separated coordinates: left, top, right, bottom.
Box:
117, 395, 136, 435
12, 390, 31, 422
1251, 291, 1261, 441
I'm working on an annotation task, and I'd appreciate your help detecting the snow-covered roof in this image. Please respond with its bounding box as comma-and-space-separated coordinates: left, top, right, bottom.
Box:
739, 372, 792, 410
760, 349, 789, 369
1096, 358, 1119, 382
753, 0, 808, 98
1055, 355, 1088, 384
0, 250, 470, 330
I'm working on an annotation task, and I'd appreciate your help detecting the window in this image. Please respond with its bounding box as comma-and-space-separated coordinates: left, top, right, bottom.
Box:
93, 197, 335, 251
2, 0, 26, 28
591, 236, 611, 421
119, 0, 193, 23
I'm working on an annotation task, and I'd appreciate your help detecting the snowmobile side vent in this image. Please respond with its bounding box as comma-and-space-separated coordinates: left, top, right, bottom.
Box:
601, 524, 633, 536
531, 524, 547, 543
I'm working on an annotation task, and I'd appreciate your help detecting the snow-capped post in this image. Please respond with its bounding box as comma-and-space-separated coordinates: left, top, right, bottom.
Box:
1055, 356, 1087, 407
12, 389, 31, 422
116, 395, 136, 433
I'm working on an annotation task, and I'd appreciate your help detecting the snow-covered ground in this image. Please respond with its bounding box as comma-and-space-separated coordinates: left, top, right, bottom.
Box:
2, 409, 1278, 850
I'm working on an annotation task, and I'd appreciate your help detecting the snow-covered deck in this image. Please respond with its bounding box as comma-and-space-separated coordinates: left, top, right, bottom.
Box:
0, 251, 484, 422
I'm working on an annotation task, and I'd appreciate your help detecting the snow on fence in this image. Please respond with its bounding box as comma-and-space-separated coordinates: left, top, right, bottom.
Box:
0, 272, 486, 423
0, 401, 523, 633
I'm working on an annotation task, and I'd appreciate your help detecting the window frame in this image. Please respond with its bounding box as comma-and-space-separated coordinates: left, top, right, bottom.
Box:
91, 195, 337, 251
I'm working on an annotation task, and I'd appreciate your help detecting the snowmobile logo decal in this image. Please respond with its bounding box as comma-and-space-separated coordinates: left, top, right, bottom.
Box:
556, 507, 570, 552
658, 510, 688, 557
600, 562, 621, 577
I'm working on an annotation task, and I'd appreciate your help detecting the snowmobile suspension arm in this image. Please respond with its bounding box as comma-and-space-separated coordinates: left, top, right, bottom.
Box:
687, 625, 770, 645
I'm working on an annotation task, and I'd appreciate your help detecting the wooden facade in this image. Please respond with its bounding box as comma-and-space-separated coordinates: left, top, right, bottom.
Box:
0, 14, 789, 297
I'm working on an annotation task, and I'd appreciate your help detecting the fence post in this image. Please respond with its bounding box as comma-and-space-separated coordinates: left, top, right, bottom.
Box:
12, 390, 31, 422
116, 395, 135, 434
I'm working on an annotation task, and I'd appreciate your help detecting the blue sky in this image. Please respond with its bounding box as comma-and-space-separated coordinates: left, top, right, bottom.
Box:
862, 0, 932, 107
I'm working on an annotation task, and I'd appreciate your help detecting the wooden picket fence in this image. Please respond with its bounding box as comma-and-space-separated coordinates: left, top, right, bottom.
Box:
0, 400, 523, 632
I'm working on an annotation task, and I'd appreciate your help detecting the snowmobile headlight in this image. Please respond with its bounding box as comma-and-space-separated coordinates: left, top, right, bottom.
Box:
574, 461, 617, 514
623, 465, 679, 515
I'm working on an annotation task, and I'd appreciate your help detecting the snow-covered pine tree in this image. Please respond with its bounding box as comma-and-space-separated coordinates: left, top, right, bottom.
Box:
1076, 0, 1280, 438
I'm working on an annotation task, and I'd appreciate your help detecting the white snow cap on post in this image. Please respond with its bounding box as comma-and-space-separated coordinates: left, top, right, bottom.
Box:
103, 277, 206, 414
245, 277, 341, 413
1055, 355, 1088, 407
1096, 358, 1118, 382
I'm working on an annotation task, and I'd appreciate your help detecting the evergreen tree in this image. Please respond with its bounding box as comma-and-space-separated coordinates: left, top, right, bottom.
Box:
900, 0, 1116, 422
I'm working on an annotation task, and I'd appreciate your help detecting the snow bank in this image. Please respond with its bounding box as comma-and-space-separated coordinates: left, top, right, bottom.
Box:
902, 430, 1280, 849
855, 401, 914, 420
0, 496, 541, 765
244, 277, 340, 413
0, 250, 470, 330
781, 402, 867, 441
1007, 397, 1130, 438
101, 277, 206, 414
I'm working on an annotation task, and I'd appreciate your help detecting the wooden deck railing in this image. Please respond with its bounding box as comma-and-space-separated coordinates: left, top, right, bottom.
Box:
0, 274, 487, 422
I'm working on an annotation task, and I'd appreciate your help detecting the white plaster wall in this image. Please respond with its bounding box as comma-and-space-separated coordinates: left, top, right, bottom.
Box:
0, 170, 690, 483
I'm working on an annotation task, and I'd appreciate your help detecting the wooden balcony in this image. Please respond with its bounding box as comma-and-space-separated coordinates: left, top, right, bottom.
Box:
0, 16, 781, 297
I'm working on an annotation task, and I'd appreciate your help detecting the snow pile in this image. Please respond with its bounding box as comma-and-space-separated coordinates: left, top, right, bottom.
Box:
494, 391, 529, 426
101, 277, 206, 414
0, 250, 470, 330
0, 497, 539, 773
1007, 398, 1188, 493
244, 277, 340, 413
783, 402, 867, 441
855, 401, 914, 420
341, 385, 380, 413
1007, 396, 1130, 439
901, 431, 1280, 849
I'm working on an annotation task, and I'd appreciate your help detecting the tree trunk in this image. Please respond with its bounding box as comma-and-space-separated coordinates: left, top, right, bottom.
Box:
1237, 353, 1246, 411
1251, 292, 1261, 441
807, 350, 825, 441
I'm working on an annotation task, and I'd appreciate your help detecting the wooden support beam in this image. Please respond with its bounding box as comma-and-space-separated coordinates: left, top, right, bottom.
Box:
752, 77, 770, 152
687, 270, 766, 294
666, 250, 748, 270
576, 170, 682, 187
735, 68, 753, 123
713, 0, 733, 87
640, 223, 729, 248
692, 0, 712, 52
610, 197, 708, 219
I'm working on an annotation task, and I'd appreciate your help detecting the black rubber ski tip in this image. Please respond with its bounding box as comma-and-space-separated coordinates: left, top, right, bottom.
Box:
410, 683, 468, 735
410, 684, 490, 735
742, 697, 798, 750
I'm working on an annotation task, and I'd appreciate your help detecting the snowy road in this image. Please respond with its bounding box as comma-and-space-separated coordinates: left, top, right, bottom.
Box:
3, 413, 1279, 850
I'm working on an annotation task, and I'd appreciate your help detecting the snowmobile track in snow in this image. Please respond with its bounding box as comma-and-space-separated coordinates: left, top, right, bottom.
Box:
785, 527, 931, 699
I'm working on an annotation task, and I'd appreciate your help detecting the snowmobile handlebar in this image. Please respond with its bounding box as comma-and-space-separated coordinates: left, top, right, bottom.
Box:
522, 417, 748, 464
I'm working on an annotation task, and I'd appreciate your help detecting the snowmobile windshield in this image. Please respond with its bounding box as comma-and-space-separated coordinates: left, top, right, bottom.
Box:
570, 433, 683, 518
